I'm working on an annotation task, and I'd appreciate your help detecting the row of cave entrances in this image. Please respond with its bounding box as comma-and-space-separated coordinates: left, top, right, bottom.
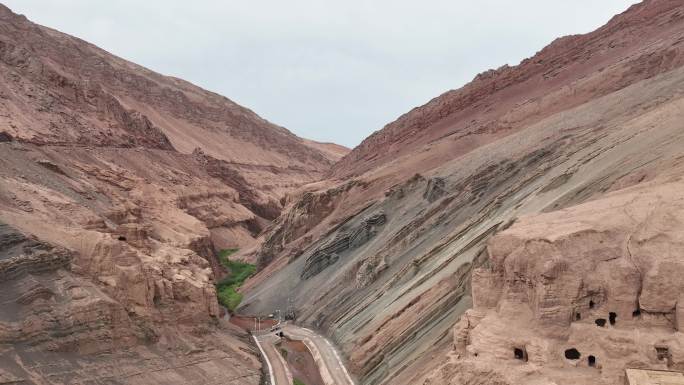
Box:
513, 347, 598, 368
514, 308, 669, 368
577, 305, 643, 328
513, 346, 673, 368
564, 348, 597, 367
562, 309, 623, 368
562, 346, 673, 367
575, 300, 626, 327
582, 312, 617, 327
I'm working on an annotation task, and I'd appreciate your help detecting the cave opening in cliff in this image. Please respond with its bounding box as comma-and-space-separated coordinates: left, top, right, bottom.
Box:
575, 312, 581, 321
656, 346, 670, 361
588, 355, 596, 367
565, 348, 581, 360
609, 312, 617, 325
589, 300, 595, 309
514, 347, 528, 362
595, 318, 606, 327
118, 236, 127, 241
633, 308, 641, 317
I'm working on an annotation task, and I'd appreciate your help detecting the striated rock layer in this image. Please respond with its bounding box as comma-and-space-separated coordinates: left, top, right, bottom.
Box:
0, 222, 262, 384
0, 4, 347, 384
423, 178, 684, 385
241, 1, 684, 384
0, 2, 347, 254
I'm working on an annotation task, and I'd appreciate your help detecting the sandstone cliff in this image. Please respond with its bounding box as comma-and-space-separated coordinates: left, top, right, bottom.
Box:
423, 178, 684, 385
0, 2, 347, 253
0, 4, 346, 384
241, 1, 684, 384
0, 222, 262, 383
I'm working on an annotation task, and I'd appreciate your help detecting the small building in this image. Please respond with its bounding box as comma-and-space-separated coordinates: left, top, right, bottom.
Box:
625, 368, 684, 385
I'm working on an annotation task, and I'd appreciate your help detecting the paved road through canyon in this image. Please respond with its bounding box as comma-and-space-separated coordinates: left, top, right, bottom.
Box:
254, 323, 355, 385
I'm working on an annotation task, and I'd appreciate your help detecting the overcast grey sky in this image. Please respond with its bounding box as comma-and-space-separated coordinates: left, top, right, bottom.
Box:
4, 1, 637, 147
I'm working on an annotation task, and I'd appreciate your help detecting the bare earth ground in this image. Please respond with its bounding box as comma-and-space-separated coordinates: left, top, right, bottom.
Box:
279, 338, 325, 385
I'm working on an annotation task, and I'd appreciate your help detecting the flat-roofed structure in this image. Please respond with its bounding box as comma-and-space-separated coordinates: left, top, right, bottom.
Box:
626, 369, 684, 385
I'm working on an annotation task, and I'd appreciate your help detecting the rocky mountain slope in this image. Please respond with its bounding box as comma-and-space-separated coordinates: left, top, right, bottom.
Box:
241, 1, 684, 384
425, 177, 684, 385
0, 3, 347, 251
0, 4, 346, 383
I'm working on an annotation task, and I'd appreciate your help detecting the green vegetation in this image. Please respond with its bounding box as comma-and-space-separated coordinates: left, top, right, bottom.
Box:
215, 249, 256, 312
218, 248, 239, 264
217, 285, 243, 312
280, 348, 289, 359
293, 379, 306, 385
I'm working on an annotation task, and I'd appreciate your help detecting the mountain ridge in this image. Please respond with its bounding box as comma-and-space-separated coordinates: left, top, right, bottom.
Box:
330, 0, 683, 180
242, 1, 684, 384
0, 3, 345, 383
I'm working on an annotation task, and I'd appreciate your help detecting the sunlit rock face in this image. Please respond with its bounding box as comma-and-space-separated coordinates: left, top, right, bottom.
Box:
241, 1, 684, 384
0, 3, 348, 383
423, 179, 684, 385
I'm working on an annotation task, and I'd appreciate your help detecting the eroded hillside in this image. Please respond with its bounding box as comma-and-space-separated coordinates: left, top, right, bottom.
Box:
424, 177, 684, 384
0, 4, 346, 383
241, 1, 684, 384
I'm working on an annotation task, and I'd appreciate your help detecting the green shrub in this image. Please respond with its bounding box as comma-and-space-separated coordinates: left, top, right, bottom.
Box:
215, 249, 255, 312
293, 379, 306, 385
217, 285, 243, 312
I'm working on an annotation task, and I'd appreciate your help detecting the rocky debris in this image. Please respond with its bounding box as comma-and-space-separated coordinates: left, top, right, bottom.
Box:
93, 87, 175, 150
193, 151, 283, 220
0, 221, 65, 262
36, 159, 66, 175
8, 192, 33, 212
0, 222, 26, 253
301, 212, 386, 279
255, 182, 360, 269
0, 248, 70, 281
423, 177, 447, 202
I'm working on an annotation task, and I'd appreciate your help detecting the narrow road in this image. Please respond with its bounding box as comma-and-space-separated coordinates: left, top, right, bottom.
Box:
283, 324, 355, 385
255, 333, 293, 385
255, 323, 355, 385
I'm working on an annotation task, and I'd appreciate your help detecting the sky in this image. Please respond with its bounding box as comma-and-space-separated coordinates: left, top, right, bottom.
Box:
4, 1, 637, 148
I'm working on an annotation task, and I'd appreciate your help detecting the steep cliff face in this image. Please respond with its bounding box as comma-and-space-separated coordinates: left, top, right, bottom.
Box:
0, 221, 262, 383
0, 4, 346, 384
242, 1, 684, 384
0, 3, 347, 253
423, 178, 684, 385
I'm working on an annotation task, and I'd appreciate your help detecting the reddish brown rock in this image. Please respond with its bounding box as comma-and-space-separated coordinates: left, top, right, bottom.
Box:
423, 179, 684, 385
0, 3, 347, 384
242, 2, 684, 385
